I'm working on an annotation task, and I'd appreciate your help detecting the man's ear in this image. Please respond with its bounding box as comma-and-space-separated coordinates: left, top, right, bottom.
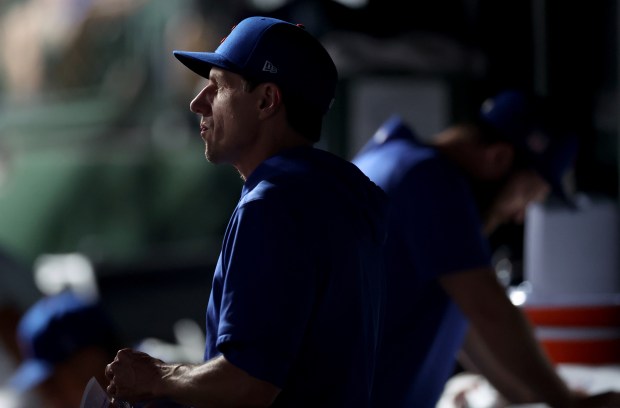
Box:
257, 83, 282, 118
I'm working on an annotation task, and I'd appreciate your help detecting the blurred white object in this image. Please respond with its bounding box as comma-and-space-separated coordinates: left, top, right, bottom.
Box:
435, 372, 503, 408
437, 364, 620, 408
34, 253, 99, 299
173, 318, 206, 363
524, 194, 620, 297
520, 195, 620, 365
136, 318, 205, 363
0, 390, 25, 408
1, 342, 44, 407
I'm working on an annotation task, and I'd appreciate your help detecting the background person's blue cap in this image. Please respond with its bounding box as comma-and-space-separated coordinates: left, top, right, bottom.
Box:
173, 16, 338, 115
7, 290, 116, 392
479, 89, 579, 203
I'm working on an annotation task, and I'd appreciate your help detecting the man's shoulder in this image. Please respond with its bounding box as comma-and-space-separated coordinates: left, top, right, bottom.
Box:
355, 140, 453, 187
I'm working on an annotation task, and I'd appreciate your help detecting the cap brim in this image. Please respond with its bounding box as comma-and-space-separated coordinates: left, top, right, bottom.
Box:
173, 50, 238, 79
7, 359, 53, 392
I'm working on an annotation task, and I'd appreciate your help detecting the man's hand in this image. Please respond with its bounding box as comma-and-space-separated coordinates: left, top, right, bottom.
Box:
573, 391, 620, 408
105, 348, 169, 403
483, 169, 550, 235
106, 349, 279, 407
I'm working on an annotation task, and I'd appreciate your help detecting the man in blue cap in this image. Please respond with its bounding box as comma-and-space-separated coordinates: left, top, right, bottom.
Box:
105, 16, 387, 408
352, 89, 620, 408
7, 290, 120, 408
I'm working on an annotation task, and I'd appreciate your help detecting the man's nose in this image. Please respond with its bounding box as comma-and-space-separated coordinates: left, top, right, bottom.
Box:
190, 87, 210, 115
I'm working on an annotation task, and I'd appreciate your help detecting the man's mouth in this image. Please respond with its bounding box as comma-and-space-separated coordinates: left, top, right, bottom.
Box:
200, 123, 209, 139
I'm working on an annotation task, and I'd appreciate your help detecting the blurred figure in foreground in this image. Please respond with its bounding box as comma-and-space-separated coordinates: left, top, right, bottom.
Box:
6, 290, 121, 408
353, 89, 620, 408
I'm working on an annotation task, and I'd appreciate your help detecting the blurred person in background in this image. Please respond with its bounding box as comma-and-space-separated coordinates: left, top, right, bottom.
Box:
105, 15, 387, 408
0, 247, 42, 408
5, 289, 122, 408
352, 89, 620, 408
0, 245, 40, 361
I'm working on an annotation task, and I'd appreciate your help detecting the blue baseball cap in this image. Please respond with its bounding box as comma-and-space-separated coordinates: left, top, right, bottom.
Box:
173, 16, 338, 115
7, 290, 117, 392
479, 89, 579, 202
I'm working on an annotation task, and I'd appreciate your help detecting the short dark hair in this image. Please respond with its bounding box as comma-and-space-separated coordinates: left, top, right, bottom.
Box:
242, 77, 323, 143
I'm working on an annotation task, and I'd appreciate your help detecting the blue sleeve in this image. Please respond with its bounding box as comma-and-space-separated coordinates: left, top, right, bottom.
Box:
397, 159, 492, 279
215, 195, 315, 388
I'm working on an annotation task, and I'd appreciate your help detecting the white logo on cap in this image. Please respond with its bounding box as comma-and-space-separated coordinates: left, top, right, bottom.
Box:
262, 61, 277, 74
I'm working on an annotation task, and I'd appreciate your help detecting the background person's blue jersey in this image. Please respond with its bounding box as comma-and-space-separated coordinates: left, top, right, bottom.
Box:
206, 146, 388, 408
353, 116, 492, 408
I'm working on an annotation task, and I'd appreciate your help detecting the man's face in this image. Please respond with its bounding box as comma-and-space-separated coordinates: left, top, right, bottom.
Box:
189, 67, 260, 166
34, 346, 111, 408
37, 371, 86, 408
490, 169, 551, 225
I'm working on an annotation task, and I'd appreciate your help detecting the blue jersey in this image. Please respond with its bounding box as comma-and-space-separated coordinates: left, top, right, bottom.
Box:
353, 116, 492, 408
206, 146, 387, 408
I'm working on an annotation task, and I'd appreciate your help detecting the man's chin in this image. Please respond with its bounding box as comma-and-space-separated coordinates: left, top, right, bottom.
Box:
204, 148, 218, 163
